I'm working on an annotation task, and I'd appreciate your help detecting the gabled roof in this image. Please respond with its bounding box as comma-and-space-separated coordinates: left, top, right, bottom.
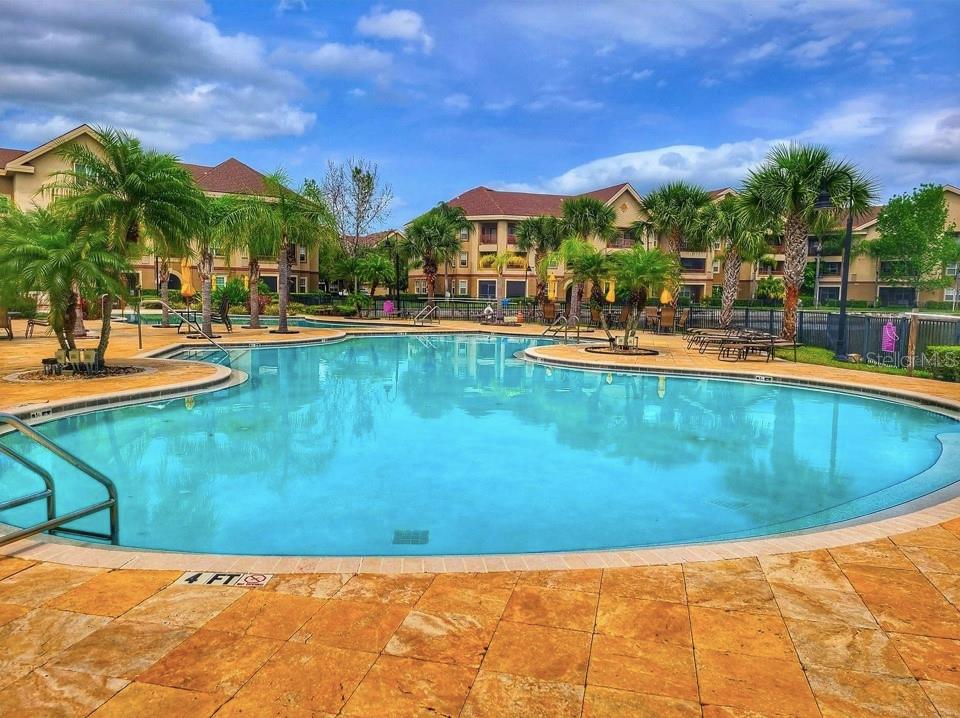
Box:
346, 229, 403, 248
0, 147, 26, 166
448, 183, 642, 218
182, 158, 267, 196
851, 206, 884, 231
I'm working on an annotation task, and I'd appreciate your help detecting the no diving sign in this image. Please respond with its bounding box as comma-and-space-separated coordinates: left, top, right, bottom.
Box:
176, 571, 273, 588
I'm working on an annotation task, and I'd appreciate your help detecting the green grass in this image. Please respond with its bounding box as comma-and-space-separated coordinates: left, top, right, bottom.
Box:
775, 345, 933, 379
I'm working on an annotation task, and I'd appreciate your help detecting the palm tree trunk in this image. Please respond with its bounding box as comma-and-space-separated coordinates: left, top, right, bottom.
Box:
444, 261, 450, 298
670, 228, 683, 257
199, 249, 213, 336
70, 281, 87, 337
568, 282, 584, 322
276, 237, 292, 333
159, 259, 170, 327
95, 294, 111, 368
720, 251, 742, 328
425, 256, 437, 308
781, 214, 807, 341
248, 259, 261, 329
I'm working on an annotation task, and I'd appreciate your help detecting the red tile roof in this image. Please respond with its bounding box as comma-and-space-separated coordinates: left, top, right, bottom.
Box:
182, 158, 267, 196
346, 230, 402, 248
0, 147, 26, 165
851, 206, 883, 230
448, 183, 633, 218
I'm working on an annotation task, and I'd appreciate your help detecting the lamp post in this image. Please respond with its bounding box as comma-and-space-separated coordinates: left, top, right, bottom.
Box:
814, 176, 855, 361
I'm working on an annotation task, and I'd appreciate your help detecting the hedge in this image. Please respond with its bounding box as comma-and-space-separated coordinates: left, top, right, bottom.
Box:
928, 345, 960, 382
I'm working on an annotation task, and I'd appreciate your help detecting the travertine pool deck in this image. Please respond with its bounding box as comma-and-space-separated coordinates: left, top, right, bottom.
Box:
2, 316, 960, 715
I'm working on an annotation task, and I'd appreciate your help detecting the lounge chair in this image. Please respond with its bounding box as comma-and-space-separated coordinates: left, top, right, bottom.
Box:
658, 306, 676, 334
0, 308, 11, 340
211, 295, 233, 333
542, 302, 557, 324
25, 318, 51, 338
642, 306, 658, 332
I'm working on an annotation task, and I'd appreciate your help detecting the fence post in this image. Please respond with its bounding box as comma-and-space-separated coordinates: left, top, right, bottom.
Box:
798, 311, 804, 342
768, 309, 774, 335
744, 307, 750, 329
906, 314, 919, 376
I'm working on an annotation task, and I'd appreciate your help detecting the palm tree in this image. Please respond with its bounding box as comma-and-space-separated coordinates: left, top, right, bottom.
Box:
479, 251, 526, 300
696, 195, 773, 327
611, 246, 681, 349
194, 196, 237, 335
358, 251, 394, 315
560, 196, 616, 320
554, 238, 614, 340
404, 203, 470, 308
633, 181, 712, 257
741, 143, 878, 340
44, 127, 204, 363
219, 198, 276, 330
515, 215, 567, 310
223, 170, 338, 333
0, 208, 128, 356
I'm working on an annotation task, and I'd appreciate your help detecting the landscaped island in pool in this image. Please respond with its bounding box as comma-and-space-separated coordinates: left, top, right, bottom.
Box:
1, 334, 957, 556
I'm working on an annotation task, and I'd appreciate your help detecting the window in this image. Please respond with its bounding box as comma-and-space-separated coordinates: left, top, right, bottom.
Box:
459, 226, 469, 240
214, 275, 227, 289
946, 287, 959, 301
507, 223, 517, 244
608, 230, 634, 249
712, 260, 720, 274
480, 223, 497, 244
878, 287, 916, 306
124, 272, 141, 291
547, 257, 559, 269
818, 286, 840, 302
298, 246, 307, 262
459, 251, 468, 268
478, 280, 496, 299
298, 277, 307, 293
505, 280, 527, 298
821, 261, 842, 276
458, 279, 468, 296
947, 262, 959, 277
262, 275, 278, 292
414, 279, 427, 295
680, 257, 706, 272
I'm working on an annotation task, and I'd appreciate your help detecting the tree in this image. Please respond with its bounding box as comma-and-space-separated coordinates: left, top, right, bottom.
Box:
479, 251, 526, 300
0, 208, 128, 356
610, 246, 680, 349
870, 184, 959, 303
224, 170, 338, 333
194, 196, 237, 336
560, 196, 617, 320
219, 197, 277, 330
357, 251, 394, 315
633, 181, 711, 256
554, 238, 615, 340
318, 158, 393, 291
741, 143, 877, 341
44, 127, 204, 364
696, 195, 772, 326
403, 203, 470, 308
515, 215, 567, 310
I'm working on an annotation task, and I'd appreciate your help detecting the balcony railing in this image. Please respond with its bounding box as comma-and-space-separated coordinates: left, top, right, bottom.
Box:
608, 238, 635, 249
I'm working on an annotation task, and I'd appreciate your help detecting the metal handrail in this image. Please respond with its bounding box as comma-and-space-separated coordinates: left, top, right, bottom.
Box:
153, 299, 231, 359
542, 316, 566, 337
563, 316, 580, 344
413, 304, 439, 326
0, 413, 119, 546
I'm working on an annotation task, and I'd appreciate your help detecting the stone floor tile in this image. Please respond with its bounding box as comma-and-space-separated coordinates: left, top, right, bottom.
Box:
48, 569, 181, 617
230, 641, 375, 715
203, 590, 323, 641
335, 573, 434, 605
829, 539, 915, 570
769, 581, 878, 628
587, 633, 698, 702
137, 628, 280, 695
0, 557, 35, 581
925, 571, 960, 608
119, 584, 245, 628
415, 578, 513, 620
89, 682, 224, 717
291, 598, 408, 652
0, 563, 103, 607
384, 609, 497, 668
920, 679, 960, 718
888, 633, 960, 686
0, 666, 127, 717
483, 620, 591, 684
892, 526, 960, 550
843, 564, 960, 638
695, 648, 819, 718
901, 545, 960, 574
943, 517, 960, 537
261, 572, 350, 598
690, 606, 795, 660
460, 670, 583, 718
0, 662, 33, 691
0, 602, 28, 628
805, 665, 939, 717
759, 553, 852, 591
502, 585, 598, 632
701, 707, 801, 717
595, 593, 692, 645
684, 559, 778, 615
786, 619, 910, 677
517, 569, 602, 593
49, 620, 193, 680
342, 654, 474, 717
600, 565, 686, 603
0, 607, 111, 666
583, 685, 700, 717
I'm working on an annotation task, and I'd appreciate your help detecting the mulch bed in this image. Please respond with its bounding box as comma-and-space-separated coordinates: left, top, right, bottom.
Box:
17, 365, 147, 382
584, 345, 660, 357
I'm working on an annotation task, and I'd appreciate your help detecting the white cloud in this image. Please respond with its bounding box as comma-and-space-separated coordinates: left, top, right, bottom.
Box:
484, 99, 516, 112
734, 40, 779, 64
348, 87, 367, 98
525, 95, 603, 112
443, 93, 471, 111
799, 96, 888, 141
356, 6, 433, 53
288, 42, 391, 74
276, 0, 307, 13
0, 0, 313, 150
631, 69, 653, 81
893, 108, 960, 166
789, 35, 845, 65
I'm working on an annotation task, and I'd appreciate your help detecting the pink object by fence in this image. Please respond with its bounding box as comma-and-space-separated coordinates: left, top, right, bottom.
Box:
881, 320, 898, 352
383, 300, 394, 315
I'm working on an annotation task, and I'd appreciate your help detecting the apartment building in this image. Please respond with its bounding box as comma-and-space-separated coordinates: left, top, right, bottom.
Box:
0, 125, 321, 294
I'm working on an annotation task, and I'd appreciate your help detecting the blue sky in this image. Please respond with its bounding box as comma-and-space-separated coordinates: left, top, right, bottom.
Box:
1, 0, 958, 226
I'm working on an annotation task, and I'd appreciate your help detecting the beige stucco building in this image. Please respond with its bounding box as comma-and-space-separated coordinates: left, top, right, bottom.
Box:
0, 125, 322, 295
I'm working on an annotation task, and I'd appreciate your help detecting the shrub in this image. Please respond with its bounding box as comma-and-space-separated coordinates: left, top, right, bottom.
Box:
928, 345, 960, 382
756, 276, 785, 302
212, 277, 248, 308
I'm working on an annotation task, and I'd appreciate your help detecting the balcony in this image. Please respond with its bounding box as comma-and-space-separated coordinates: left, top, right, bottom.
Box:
608, 237, 635, 249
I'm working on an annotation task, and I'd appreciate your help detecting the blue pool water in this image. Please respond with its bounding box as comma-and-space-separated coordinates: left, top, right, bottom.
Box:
1, 334, 958, 555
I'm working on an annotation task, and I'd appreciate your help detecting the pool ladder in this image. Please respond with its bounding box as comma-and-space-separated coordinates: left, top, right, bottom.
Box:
542, 316, 581, 344
413, 305, 439, 326
0, 413, 119, 547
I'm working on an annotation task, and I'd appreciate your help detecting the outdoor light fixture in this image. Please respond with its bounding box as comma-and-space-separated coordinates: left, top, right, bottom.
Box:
813, 176, 856, 361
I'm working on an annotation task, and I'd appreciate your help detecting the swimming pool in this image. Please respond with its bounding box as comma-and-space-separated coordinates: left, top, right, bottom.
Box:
1, 334, 958, 555
125, 313, 367, 329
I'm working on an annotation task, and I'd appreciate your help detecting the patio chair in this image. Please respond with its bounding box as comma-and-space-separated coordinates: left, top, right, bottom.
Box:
642, 306, 658, 332
0, 308, 12, 340
25, 318, 51, 338
211, 295, 233, 333
542, 302, 558, 324
658, 306, 676, 333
